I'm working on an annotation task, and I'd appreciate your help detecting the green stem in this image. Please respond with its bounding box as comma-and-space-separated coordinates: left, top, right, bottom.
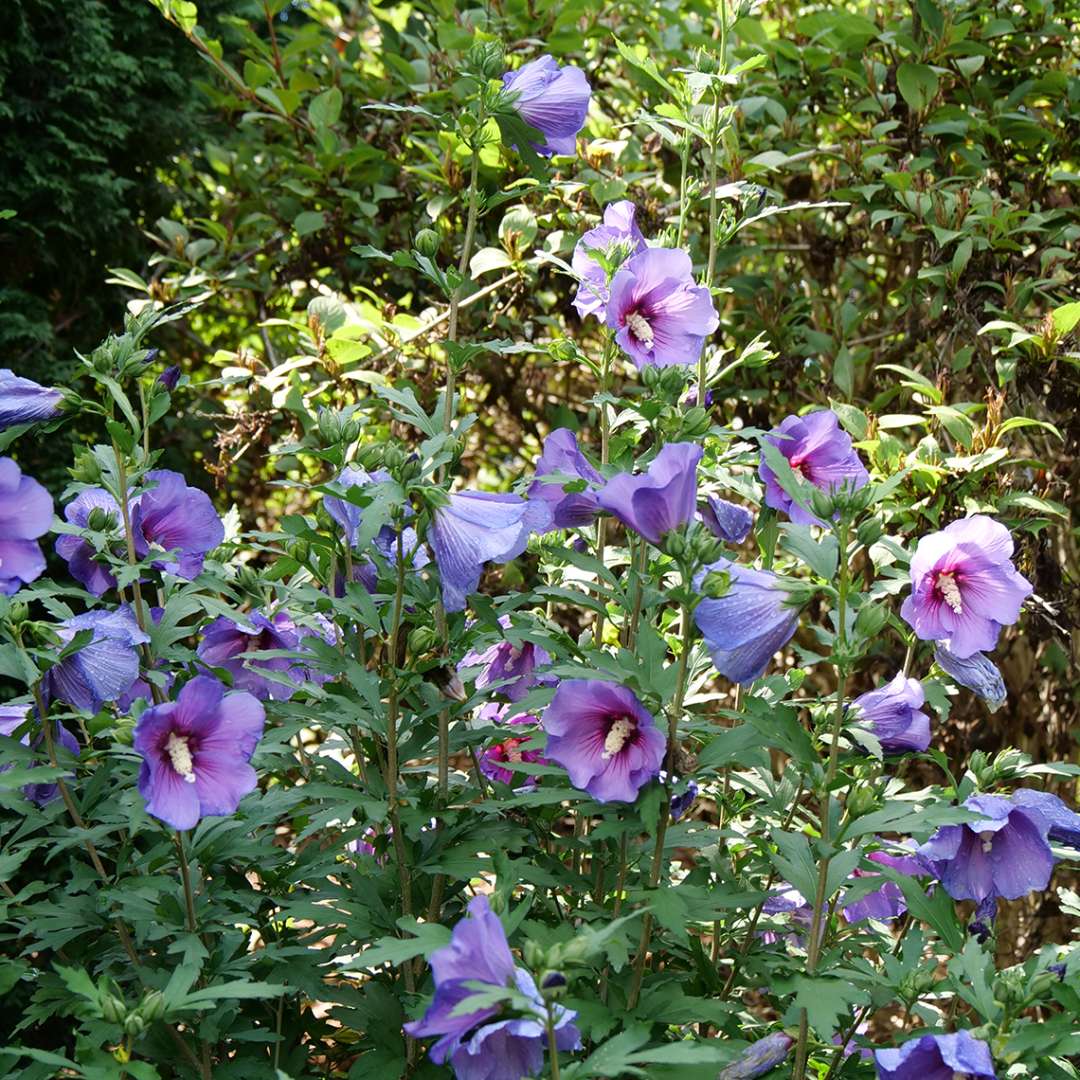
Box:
545, 1008, 562, 1080
593, 340, 614, 647
175, 831, 199, 935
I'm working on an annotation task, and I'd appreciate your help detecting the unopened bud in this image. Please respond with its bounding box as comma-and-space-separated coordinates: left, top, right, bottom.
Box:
317, 408, 344, 445
408, 626, 439, 655
809, 488, 835, 522
137, 989, 167, 1023
701, 569, 732, 599
414, 229, 440, 258
680, 406, 710, 438
124, 1013, 146, 1037
157, 365, 181, 392
6, 600, 29, 626
853, 602, 889, 639
70, 453, 103, 484
467, 39, 505, 79
717, 1032, 794, 1079
856, 518, 883, 547
86, 507, 118, 532
663, 531, 688, 558
539, 971, 568, 1000
548, 339, 578, 364
101, 993, 127, 1025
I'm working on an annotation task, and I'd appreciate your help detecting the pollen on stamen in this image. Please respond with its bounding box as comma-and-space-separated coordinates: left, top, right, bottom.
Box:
166, 731, 197, 784
937, 571, 964, 614
602, 717, 635, 760
625, 311, 653, 348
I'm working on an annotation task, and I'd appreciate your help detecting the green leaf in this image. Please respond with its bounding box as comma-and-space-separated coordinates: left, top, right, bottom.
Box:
773, 974, 868, 1038
769, 830, 818, 906
896, 63, 940, 112
1051, 301, 1080, 337
176, 980, 289, 1010
309, 86, 343, 129
294, 211, 326, 237
779, 523, 839, 580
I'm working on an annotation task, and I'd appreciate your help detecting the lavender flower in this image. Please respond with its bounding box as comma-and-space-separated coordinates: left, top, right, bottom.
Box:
841, 851, 922, 923
874, 1031, 996, 1079
718, 1033, 794, 1079
527, 428, 603, 530
133, 675, 264, 831
131, 470, 224, 580
197, 611, 330, 701
758, 885, 814, 947
157, 365, 181, 391
541, 680, 665, 803
0, 369, 62, 430
429, 491, 551, 613
700, 495, 754, 544
571, 201, 646, 321
459, 616, 551, 703
479, 735, 545, 788
850, 673, 931, 753
694, 559, 800, 684
54, 488, 123, 596
405, 895, 580, 1080
606, 248, 719, 369
323, 465, 392, 549
1010, 788, 1080, 849
44, 608, 149, 712
934, 645, 1007, 711
0, 457, 53, 594
670, 780, 699, 822
597, 442, 702, 545
900, 515, 1032, 659
501, 55, 591, 158
0, 704, 80, 806
758, 411, 868, 526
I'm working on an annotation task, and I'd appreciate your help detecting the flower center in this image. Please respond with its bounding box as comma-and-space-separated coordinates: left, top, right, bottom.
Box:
166, 732, 197, 784
602, 717, 636, 760
979, 830, 994, 854
625, 311, 653, 347
936, 571, 963, 614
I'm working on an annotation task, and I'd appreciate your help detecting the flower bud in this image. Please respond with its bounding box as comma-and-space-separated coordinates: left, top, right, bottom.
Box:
408, 626, 440, 655
124, 1013, 146, 1038
382, 445, 407, 471
640, 365, 663, 391
809, 487, 835, 522
137, 989, 167, 1023
663, 530, 688, 558
157, 365, 181, 392
101, 993, 127, 1025
70, 452, 103, 484
317, 407, 344, 445
680, 405, 710, 439
548, 339, 579, 364
355, 445, 385, 471
6, 600, 29, 627
287, 538, 311, 564
660, 367, 689, 399
522, 940, 545, 969
853, 602, 889, 640
700, 568, 732, 599
844, 783, 880, 819
717, 1032, 794, 1079
467, 39, 505, 79
855, 518, 883, 547
86, 507, 118, 533
539, 971, 568, 1000
414, 229, 440, 258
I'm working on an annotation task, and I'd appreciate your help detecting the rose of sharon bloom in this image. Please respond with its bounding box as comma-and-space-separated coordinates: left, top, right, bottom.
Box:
133, 676, 264, 831
597, 442, 702, 545
479, 736, 545, 788
405, 895, 580, 1080
901, 515, 1032, 659
934, 644, 1007, 711
54, 488, 124, 596
131, 470, 224, 580
527, 428, 604, 530
0, 369, 62, 430
606, 248, 719, 369
717, 1032, 794, 1080
0, 457, 53, 595
700, 494, 754, 544
758, 885, 816, 947
501, 54, 591, 158
850, 673, 932, 753
429, 491, 551, 613
758, 411, 868, 526
571, 200, 646, 321
874, 1030, 996, 1080
0, 704, 80, 806
670, 780, 699, 822
841, 851, 922, 923
323, 465, 392, 548
542, 680, 665, 803
459, 616, 551, 703
694, 558, 800, 684
44, 608, 149, 712
197, 611, 330, 701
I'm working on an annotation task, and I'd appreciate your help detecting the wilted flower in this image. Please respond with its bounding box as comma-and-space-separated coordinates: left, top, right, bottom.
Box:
405, 895, 580, 1080
0, 704, 80, 806
157, 365, 181, 391
850, 673, 931, 753
459, 616, 551, 703
934, 645, 1006, 711
197, 610, 330, 701
874, 1030, 996, 1079
606, 248, 719, 369
133, 675, 264, 831
429, 491, 551, 613
0, 457, 53, 595
700, 494, 754, 544
0, 369, 62, 430
571, 201, 646, 321
717, 1032, 794, 1079
900, 515, 1032, 659
670, 780, 699, 821
55, 488, 123, 596
131, 470, 224, 580
597, 442, 702, 545
542, 680, 665, 803
694, 559, 800, 684
758, 410, 868, 526
44, 608, 149, 712
527, 428, 604, 530
501, 54, 591, 158
841, 850, 922, 923
478, 735, 546, 787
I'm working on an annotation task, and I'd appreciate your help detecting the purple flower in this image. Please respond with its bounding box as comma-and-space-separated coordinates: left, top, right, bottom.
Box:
527, 429, 603, 530
934, 645, 1006, 711
131, 470, 224, 580
694, 559, 800, 684
501, 55, 591, 158
758, 885, 814, 947
717, 1033, 794, 1079
874, 1031, 996, 1079
842, 851, 922, 923
157, 365, 181, 391
44, 608, 149, 712
597, 442, 702, 545
606, 248, 719, 369
323, 465, 393, 549
55, 488, 123, 596
759, 411, 868, 526
429, 492, 551, 613
0, 369, 62, 430
133, 675, 264, 831
571, 201, 646, 322
900, 516, 1032, 659
850, 673, 931, 753
476, 701, 538, 727
352, 825, 389, 864
0, 457, 53, 595
541, 680, 665, 803
700, 495, 754, 544
405, 895, 580, 1080
459, 616, 552, 703
670, 780, 699, 821
197, 610, 329, 701
0, 704, 80, 806
1010, 788, 1080, 850
479, 735, 546, 788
